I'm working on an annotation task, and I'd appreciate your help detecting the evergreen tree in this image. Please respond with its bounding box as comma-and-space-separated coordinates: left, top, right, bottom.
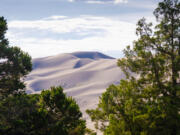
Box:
39, 87, 86, 135
0, 17, 32, 98
0, 17, 86, 135
87, 0, 180, 134
0, 94, 43, 135
0, 87, 86, 135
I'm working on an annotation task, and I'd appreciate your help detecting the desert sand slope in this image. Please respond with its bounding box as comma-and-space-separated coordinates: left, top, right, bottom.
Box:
25, 51, 125, 132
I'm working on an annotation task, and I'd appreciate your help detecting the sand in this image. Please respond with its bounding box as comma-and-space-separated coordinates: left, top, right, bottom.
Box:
25, 51, 125, 133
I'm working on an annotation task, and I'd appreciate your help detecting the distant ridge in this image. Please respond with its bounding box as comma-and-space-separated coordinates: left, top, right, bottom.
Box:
71, 51, 114, 60
32, 51, 114, 70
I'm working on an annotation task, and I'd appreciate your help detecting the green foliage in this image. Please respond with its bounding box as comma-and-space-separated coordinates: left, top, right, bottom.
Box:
0, 17, 86, 135
0, 16, 32, 98
0, 94, 44, 135
87, 0, 180, 135
39, 86, 86, 135
85, 128, 97, 135
0, 87, 86, 135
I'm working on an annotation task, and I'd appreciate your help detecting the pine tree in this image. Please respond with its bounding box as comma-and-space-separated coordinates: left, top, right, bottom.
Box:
39, 87, 86, 135
0, 87, 86, 135
0, 17, 32, 98
0, 17, 86, 135
87, 0, 180, 134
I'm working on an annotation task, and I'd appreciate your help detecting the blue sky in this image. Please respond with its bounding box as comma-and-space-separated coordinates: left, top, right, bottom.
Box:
1, 0, 161, 58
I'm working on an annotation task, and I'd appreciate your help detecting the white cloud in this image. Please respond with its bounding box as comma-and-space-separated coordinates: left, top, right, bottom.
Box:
114, 0, 128, 4
43, 15, 68, 20
7, 15, 137, 58
86, 1, 108, 4
68, 0, 128, 4
9, 16, 107, 34
67, 0, 74, 2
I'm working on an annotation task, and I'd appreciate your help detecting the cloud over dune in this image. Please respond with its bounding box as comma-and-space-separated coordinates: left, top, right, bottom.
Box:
7, 15, 136, 58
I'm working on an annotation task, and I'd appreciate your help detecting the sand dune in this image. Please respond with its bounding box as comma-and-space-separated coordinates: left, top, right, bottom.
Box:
25, 51, 125, 132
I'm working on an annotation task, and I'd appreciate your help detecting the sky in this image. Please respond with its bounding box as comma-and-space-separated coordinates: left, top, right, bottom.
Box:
1, 0, 161, 58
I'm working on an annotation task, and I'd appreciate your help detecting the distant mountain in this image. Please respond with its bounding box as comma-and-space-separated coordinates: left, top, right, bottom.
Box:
25, 51, 125, 130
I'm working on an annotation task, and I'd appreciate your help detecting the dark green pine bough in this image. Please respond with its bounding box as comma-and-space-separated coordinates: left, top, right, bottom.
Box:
0, 18, 86, 135
87, 0, 180, 135
0, 17, 32, 99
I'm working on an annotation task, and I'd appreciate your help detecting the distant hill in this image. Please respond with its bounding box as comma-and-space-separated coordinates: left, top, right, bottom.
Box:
25, 51, 125, 130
